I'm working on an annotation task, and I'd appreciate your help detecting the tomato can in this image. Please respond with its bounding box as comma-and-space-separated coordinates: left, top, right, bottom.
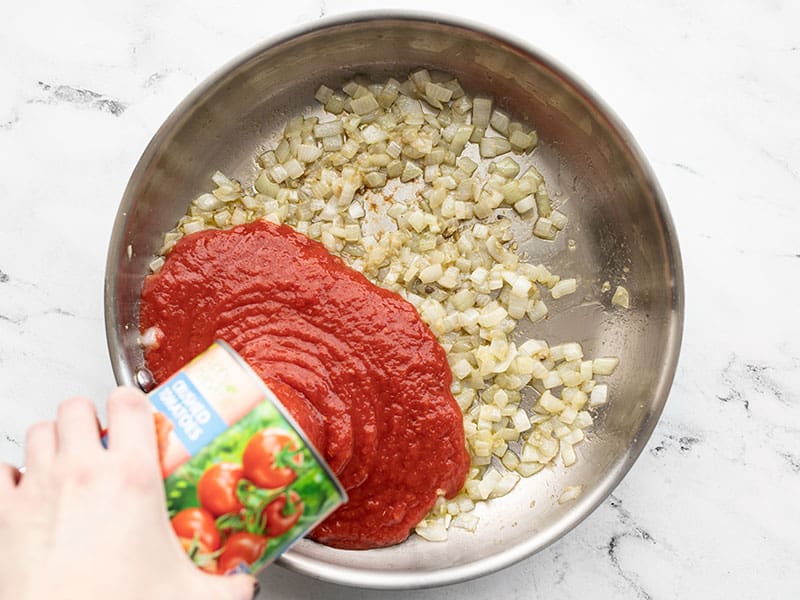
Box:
146, 340, 346, 575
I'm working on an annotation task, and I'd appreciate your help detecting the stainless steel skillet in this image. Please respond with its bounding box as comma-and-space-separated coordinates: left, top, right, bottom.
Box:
105, 12, 684, 590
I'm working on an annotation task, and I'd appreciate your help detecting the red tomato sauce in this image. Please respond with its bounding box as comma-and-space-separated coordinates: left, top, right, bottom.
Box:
140, 220, 469, 549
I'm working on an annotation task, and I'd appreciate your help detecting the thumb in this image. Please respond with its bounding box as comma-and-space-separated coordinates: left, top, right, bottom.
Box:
204, 572, 260, 600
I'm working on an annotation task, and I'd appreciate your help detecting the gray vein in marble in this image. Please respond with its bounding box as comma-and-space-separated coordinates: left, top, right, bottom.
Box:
759, 146, 800, 183
608, 495, 655, 542
781, 452, 800, 473
717, 353, 752, 414
605, 495, 656, 600
0, 114, 20, 130
672, 162, 700, 176
0, 269, 8, 283
33, 82, 128, 116
0, 307, 79, 327
607, 536, 653, 600
3, 433, 21, 448
745, 362, 789, 406
650, 432, 702, 457
145, 72, 167, 87
548, 550, 567, 585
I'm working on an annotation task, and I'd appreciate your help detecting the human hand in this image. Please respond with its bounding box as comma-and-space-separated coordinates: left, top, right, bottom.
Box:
0, 387, 259, 600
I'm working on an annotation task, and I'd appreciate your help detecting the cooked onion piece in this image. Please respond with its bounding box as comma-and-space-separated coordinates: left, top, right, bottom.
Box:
612, 285, 630, 308
558, 485, 584, 504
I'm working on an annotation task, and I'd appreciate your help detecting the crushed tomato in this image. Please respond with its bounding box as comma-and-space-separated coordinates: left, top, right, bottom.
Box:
140, 220, 469, 549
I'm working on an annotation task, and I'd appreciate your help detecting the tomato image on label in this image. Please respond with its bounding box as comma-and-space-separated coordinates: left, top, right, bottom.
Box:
171, 507, 221, 551
265, 490, 304, 537
198, 463, 244, 517
179, 537, 218, 573
217, 532, 268, 574
243, 429, 303, 489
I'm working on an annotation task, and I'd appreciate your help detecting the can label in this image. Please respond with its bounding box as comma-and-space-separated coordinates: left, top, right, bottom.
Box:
146, 341, 346, 575
149, 372, 228, 456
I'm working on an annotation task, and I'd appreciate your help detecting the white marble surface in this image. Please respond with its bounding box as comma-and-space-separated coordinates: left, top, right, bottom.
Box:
1, 1, 799, 598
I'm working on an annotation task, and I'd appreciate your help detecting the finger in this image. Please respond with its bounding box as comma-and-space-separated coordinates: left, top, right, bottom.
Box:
106, 387, 158, 462
24, 420, 57, 474
201, 572, 259, 600
0, 463, 21, 494
56, 397, 102, 455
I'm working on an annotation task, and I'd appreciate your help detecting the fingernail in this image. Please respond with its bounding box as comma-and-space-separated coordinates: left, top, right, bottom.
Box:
252, 581, 261, 599
135, 367, 156, 392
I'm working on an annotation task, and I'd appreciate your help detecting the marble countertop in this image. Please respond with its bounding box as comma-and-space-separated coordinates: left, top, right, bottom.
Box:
1, 1, 798, 598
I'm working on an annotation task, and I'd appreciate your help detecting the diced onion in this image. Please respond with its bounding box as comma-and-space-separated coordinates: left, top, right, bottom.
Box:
138, 326, 163, 349
612, 285, 630, 308
451, 513, 480, 532
549, 210, 568, 230
592, 357, 620, 375
425, 81, 454, 105
558, 485, 584, 504
350, 93, 380, 115
589, 384, 608, 407
472, 97, 492, 128
415, 518, 449, 542
533, 217, 557, 240
490, 110, 510, 135
550, 278, 577, 299
315, 84, 334, 104
314, 120, 344, 138
480, 137, 512, 158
